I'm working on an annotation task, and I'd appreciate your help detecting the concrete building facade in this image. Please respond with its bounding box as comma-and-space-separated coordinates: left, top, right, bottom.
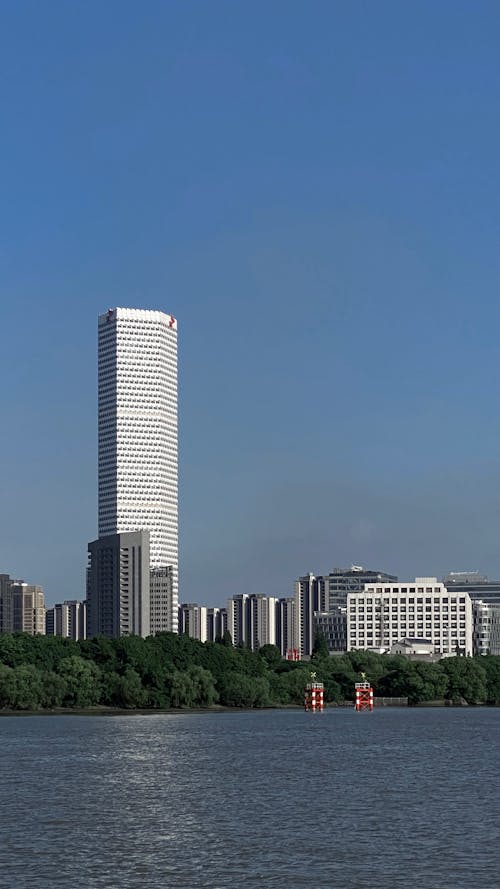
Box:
443, 571, 500, 605
179, 603, 208, 642
87, 531, 150, 638
11, 583, 46, 635
324, 566, 398, 610
46, 600, 87, 640
472, 600, 500, 656
314, 608, 347, 653
347, 578, 473, 656
97, 307, 178, 633
0, 574, 15, 633
293, 574, 326, 659
150, 566, 175, 636
276, 597, 296, 658
227, 594, 278, 651
206, 607, 228, 642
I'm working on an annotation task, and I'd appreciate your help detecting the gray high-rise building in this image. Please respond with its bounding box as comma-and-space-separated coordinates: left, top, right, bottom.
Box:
443, 572, 500, 605
294, 574, 327, 659
276, 596, 296, 658
324, 566, 398, 610
0, 574, 14, 634
87, 531, 150, 638
46, 600, 87, 640
314, 608, 347, 653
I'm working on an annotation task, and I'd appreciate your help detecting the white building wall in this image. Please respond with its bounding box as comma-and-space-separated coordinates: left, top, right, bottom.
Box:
227, 595, 248, 646
347, 578, 473, 656
12, 584, 46, 635
254, 594, 277, 648
227, 594, 277, 650
180, 604, 208, 642
98, 308, 178, 631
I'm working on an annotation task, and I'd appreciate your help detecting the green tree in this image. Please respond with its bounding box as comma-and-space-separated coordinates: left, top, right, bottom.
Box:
0, 664, 44, 710
188, 665, 217, 707
276, 667, 312, 705
105, 668, 148, 708
57, 656, 102, 707
259, 644, 282, 669
218, 672, 270, 707
481, 656, 500, 704
379, 659, 448, 704
440, 657, 487, 704
168, 670, 196, 707
40, 670, 68, 708
312, 632, 329, 659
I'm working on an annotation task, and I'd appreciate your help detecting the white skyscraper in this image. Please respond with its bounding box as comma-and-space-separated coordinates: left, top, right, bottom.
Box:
97, 307, 179, 632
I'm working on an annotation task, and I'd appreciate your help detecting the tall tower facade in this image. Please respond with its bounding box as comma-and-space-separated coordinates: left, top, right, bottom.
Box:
97, 307, 178, 632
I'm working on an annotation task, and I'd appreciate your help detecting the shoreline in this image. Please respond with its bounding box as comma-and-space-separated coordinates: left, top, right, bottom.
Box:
0, 700, 496, 717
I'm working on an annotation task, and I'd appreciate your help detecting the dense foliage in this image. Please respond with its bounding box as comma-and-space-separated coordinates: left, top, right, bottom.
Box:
0, 632, 499, 711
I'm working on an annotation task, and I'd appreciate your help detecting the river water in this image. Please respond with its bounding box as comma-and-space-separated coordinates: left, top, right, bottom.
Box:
0, 708, 498, 888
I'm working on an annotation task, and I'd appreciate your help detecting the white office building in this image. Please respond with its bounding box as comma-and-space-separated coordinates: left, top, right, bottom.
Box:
347, 578, 473, 656
98, 307, 178, 633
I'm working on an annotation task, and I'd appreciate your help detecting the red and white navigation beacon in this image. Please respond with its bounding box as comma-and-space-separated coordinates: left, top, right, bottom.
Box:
304, 671, 324, 712
354, 672, 374, 712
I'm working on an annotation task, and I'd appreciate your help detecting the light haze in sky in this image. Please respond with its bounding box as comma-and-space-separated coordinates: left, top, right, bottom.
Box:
2, 1, 500, 605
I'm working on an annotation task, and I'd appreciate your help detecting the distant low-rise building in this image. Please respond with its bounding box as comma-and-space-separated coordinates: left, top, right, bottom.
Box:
390, 638, 436, 659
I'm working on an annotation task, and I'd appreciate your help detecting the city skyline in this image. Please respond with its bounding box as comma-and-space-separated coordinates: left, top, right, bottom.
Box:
4, 4, 500, 604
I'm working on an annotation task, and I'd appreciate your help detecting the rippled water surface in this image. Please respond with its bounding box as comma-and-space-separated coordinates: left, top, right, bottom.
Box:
0, 708, 499, 888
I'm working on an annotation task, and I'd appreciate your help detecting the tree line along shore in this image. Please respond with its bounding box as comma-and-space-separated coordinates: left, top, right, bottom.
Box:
0, 631, 499, 711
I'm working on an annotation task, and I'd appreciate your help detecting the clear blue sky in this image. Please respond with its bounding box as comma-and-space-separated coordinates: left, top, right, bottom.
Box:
2, 1, 500, 606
